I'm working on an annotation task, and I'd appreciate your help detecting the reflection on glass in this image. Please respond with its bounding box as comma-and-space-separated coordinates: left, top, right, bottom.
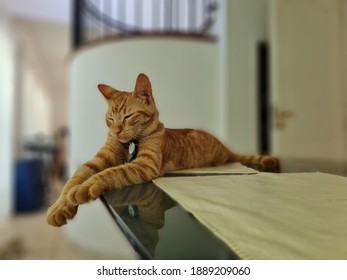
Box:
103, 182, 175, 257
102, 182, 238, 260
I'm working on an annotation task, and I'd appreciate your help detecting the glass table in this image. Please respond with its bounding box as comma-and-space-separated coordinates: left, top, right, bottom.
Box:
101, 181, 239, 259
100, 159, 347, 260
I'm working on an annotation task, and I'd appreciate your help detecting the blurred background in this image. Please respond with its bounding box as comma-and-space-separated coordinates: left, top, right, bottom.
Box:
0, 0, 346, 259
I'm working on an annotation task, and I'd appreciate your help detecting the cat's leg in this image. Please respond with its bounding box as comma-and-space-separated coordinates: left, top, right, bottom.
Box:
67, 148, 162, 205
46, 164, 99, 227
45, 197, 77, 227
229, 152, 280, 172
259, 156, 280, 171
46, 139, 127, 226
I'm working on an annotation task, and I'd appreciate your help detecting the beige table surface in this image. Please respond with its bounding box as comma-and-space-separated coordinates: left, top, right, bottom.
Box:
154, 167, 347, 260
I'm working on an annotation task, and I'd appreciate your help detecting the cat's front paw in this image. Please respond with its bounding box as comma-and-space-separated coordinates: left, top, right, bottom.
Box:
67, 175, 106, 205
260, 156, 280, 172
46, 198, 78, 227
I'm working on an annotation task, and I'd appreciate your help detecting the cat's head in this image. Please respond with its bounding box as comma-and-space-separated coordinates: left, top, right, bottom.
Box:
98, 73, 160, 143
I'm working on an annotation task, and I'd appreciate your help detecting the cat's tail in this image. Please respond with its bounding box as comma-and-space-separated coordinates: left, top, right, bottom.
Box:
228, 151, 280, 172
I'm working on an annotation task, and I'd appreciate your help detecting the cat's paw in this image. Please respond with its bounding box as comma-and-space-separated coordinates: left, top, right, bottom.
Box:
67, 176, 105, 205
46, 199, 78, 227
260, 156, 280, 172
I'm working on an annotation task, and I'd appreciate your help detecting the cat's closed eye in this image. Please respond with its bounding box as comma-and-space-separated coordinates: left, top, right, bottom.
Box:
106, 115, 114, 122
124, 114, 134, 120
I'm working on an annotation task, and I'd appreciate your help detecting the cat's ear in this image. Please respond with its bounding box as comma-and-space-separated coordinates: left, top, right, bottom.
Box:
98, 84, 118, 100
133, 73, 152, 104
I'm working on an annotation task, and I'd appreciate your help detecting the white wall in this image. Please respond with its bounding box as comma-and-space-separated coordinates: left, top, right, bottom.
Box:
11, 19, 70, 147
0, 18, 15, 219
20, 67, 53, 140
223, 0, 267, 154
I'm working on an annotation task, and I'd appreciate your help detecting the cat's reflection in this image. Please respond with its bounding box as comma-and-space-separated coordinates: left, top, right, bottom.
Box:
103, 182, 175, 257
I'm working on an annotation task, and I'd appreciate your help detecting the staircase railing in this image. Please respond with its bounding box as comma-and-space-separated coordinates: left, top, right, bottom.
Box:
73, 0, 218, 48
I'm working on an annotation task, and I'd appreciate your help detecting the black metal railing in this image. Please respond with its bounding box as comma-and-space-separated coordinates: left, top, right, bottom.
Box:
73, 0, 218, 48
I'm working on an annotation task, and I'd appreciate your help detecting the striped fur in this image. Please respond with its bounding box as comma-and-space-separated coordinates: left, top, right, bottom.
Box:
47, 73, 279, 227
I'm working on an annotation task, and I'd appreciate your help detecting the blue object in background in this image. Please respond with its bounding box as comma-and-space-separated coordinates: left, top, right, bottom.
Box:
15, 158, 45, 212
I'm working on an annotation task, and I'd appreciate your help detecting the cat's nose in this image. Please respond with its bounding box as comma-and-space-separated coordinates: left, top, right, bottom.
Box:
114, 126, 122, 136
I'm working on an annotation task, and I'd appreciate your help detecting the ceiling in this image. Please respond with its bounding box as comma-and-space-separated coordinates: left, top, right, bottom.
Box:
0, 0, 71, 24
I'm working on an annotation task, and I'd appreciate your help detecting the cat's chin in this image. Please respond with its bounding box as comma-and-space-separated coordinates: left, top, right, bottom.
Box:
114, 133, 133, 144
118, 138, 133, 144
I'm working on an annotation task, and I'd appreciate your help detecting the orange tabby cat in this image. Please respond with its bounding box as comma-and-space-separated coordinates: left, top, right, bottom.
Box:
46, 73, 279, 227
